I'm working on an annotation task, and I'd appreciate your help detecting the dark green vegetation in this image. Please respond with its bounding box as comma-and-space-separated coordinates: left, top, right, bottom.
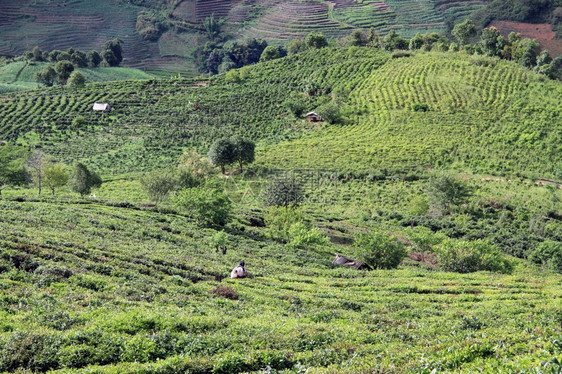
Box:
0, 41, 562, 372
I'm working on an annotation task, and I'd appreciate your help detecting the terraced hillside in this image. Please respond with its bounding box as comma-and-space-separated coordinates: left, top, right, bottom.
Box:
0, 48, 561, 179
0, 195, 560, 373
1, 0, 491, 72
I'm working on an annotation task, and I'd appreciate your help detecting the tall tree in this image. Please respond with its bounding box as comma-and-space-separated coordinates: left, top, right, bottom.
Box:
231, 137, 255, 172
452, 19, 477, 46
54, 61, 74, 85
87, 50, 102, 67
102, 39, 124, 66
0, 145, 29, 195
305, 32, 328, 49
69, 163, 102, 196
203, 13, 225, 41
44, 163, 69, 195
26, 150, 49, 195
208, 138, 235, 174
34, 65, 57, 87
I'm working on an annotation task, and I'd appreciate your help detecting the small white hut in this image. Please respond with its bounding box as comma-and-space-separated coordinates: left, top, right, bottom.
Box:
92, 103, 111, 111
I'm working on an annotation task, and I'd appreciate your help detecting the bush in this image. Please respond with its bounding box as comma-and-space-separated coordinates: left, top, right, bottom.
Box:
141, 169, 177, 203
412, 103, 429, 112
175, 187, 231, 226
438, 239, 513, 273
210, 286, 239, 300
265, 206, 306, 241
528, 240, 562, 273
354, 232, 407, 269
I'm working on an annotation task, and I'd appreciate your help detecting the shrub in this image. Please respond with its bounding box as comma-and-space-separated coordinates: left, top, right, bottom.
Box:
427, 174, 471, 212
412, 103, 429, 112
265, 206, 306, 241
210, 286, 239, 300
354, 232, 407, 269
141, 169, 176, 203
438, 239, 513, 273
528, 240, 562, 273
175, 187, 231, 226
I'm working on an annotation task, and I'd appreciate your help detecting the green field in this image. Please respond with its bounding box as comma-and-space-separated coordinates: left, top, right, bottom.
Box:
1, 45, 562, 373
0, 61, 155, 93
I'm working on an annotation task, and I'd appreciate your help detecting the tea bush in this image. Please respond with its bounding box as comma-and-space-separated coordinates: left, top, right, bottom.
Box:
354, 231, 407, 269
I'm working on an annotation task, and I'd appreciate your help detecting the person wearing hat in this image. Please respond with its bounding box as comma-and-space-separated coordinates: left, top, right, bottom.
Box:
231, 261, 248, 279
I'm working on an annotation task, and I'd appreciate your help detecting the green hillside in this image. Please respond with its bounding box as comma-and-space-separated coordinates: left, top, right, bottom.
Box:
1, 48, 561, 178
1, 46, 562, 373
0, 194, 560, 373
0, 61, 155, 94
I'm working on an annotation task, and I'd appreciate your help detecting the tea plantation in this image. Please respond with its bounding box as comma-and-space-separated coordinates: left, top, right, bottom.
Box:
0, 47, 561, 373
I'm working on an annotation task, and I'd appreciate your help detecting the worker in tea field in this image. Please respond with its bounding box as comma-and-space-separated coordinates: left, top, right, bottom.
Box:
231, 261, 248, 279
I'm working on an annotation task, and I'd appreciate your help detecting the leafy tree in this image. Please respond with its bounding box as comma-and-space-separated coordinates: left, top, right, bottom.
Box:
209, 230, 228, 254
231, 137, 255, 172
206, 49, 224, 74
452, 19, 477, 46
26, 150, 49, 195
34, 65, 57, 87
175, 187, 231, 226
513, 38, 541, 67
56, 52, 72, 62
178, 150, 217, 179
102, 39, 124, 66
54, 61, 74, 85
87, 50, 102, 67
409, 33, 425, 50
354, 231, 407, 270
382, 30, 408, 51
480, 27, 506, 56
0, 145, 29, 194
264, 176, 303, 208
317, 101, 341, 124
48, 50, 63, 62
528, 240, 562, 273
286, 38, 305, 55
367, 27, 380, 48
141, 169, 177, 203
346, 29, 368, 47
44, 163, 69, 195
536, 50, 552, 67
32, 46, 43, 61
427, 174, 471, 212
260, 46, 280, 62
287, 222, 329, 257
69, 163, 102, 196
70, 50, 88, 67
203, 13, 225, 41
305, 32, 328, 49
208, 138, 235, 174
68, 71, 86, 88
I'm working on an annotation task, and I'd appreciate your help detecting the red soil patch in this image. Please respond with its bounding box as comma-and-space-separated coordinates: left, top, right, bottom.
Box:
488, 20, 562, 56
